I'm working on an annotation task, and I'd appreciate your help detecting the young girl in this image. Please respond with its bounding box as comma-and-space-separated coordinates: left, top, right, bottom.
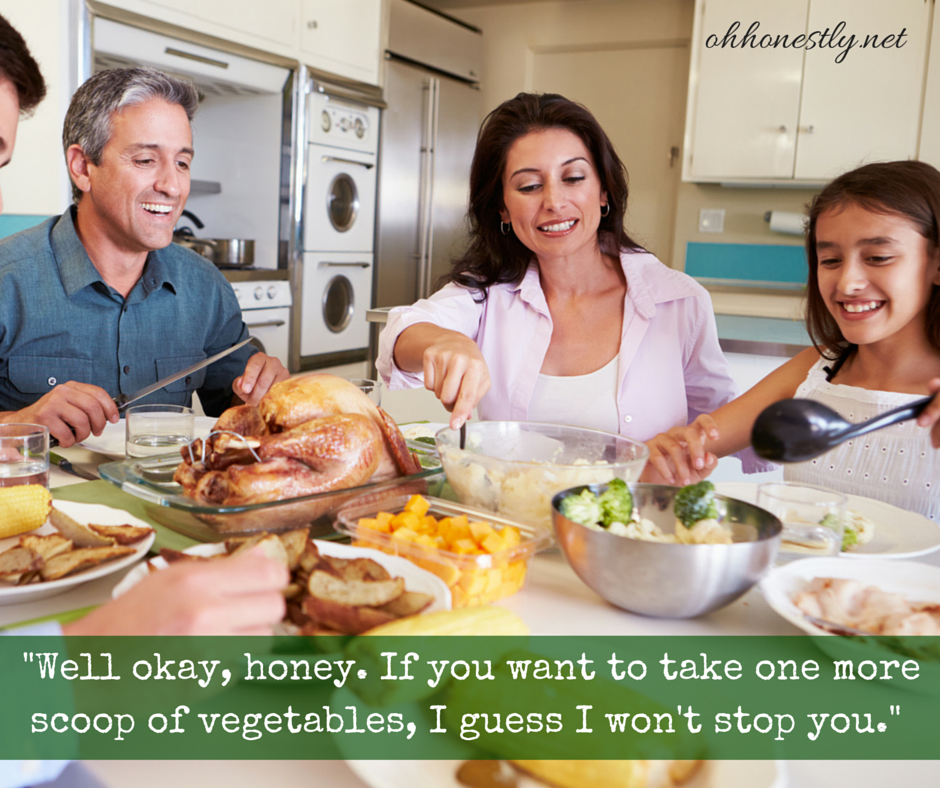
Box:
645, 160, 940, 522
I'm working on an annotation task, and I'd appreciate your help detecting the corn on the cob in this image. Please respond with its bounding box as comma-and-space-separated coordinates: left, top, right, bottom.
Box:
364, 605, 529, 637
0, 485, 52, 538
347, 607, 529, 707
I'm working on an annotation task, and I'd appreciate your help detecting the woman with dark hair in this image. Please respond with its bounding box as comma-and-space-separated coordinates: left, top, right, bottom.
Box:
646, 160, 940, 521
377, 92, 748, 454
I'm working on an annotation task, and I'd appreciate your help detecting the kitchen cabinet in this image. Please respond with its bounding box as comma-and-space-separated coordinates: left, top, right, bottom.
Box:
299, 0, 383, 85
683, 0, 930, 184
99, 0, 300, 57
919, 6, 940, 169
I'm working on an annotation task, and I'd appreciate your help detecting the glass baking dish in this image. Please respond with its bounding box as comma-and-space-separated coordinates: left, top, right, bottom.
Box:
335, 495, 554, 607
98, 452, 444, 542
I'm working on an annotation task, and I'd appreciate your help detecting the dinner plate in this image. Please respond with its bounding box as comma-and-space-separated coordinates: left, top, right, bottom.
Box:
760, 556, 940, 637
113, 538, 453, 614
0, 500, 155, 606
79, 416, 218, 458
345, 758, 787, 788
715, 482, 940, 559
759, 557, 940, 696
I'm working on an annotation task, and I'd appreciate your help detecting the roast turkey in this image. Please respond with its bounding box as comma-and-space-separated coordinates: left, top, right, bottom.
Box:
174, 374, 421, 507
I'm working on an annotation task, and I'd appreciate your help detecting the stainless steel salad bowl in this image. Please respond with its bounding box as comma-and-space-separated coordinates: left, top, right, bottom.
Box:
552, 483, 782, 618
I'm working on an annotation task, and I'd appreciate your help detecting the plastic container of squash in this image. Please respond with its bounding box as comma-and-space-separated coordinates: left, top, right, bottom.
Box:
334, 495, 554, 608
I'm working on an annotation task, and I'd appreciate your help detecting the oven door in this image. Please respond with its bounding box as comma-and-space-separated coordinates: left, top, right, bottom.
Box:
243, 306, 291, 367
300, 252, 373, 357
304, 146, 376, 252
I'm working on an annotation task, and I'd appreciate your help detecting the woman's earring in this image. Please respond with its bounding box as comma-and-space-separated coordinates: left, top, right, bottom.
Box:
500, 220, 511, 236
600, 203, 610, 217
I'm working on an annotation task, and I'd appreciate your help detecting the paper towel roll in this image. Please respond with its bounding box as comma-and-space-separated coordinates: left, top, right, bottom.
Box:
766, 211, 806, 236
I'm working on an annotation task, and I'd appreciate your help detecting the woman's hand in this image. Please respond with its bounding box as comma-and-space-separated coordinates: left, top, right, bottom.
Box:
422, 331, 491, 430
917, 378, 940, 449
643, 414, 720, 486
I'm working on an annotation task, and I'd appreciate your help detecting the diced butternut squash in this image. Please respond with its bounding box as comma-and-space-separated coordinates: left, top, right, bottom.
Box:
469, 521, 494, 542
480, 532, 505, 555
404, 494, 431, 517
353, 495, 534, 607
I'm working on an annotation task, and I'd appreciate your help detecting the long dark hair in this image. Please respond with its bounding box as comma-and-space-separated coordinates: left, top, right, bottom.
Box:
805, 160, 940, 359
445, 92, 642, 295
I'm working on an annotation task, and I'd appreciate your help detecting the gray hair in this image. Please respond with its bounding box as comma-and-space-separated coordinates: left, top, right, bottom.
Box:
63, 67, 199, 202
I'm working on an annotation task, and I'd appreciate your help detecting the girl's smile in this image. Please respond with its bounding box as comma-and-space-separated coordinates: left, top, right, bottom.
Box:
815, 202, 940, 349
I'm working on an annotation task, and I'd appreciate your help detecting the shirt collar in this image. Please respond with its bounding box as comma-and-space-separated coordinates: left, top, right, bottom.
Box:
51, 206, 177, 299
509, 251, 702, 321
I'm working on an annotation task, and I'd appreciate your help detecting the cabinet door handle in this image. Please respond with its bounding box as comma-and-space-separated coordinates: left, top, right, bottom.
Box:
778, 125, 787, 133
320, 155, 374, 170
322, 261, 371, 268
800, 124, 815, 134
246, 320, 286, 329
164, 47, 229, 69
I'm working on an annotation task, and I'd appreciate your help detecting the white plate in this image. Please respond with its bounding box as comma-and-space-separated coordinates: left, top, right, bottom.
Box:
760, 556, 940, 636
759, 557, 940, 695
716, 482, 940, 559
0, 501, 155, 606
346, 759, 786, 788
113, 538, 453, 613
79, 416, 218, 458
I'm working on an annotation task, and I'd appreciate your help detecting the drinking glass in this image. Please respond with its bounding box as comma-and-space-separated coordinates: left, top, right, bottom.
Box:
757, 482, 845, 562
348, 378, 382, 407
125, 405, 195, 458
0, 424, 50, 489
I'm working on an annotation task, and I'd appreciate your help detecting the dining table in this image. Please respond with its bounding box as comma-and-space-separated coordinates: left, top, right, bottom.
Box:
4, 444, 937, 788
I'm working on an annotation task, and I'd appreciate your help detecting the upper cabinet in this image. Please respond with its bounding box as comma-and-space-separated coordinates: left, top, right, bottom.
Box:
97, 0, 385, 85
683, 0, 931, 184
299, 0, 383, 85
919, 8, 940, 169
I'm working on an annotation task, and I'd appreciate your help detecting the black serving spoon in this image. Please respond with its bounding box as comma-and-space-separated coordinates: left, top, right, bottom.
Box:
751, 395, 935, 463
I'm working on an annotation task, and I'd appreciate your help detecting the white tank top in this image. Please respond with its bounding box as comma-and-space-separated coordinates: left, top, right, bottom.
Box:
785, 358, 939, 522
528, 355, 620, 434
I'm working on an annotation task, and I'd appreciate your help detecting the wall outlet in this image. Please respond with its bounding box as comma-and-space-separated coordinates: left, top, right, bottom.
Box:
699, 208, 725, 233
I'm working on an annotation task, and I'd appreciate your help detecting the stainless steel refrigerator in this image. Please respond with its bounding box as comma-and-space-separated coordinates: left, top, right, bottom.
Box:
374, 0, 483, 308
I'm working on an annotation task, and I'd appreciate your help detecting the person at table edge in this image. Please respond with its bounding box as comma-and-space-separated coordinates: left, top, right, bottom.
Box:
0, 66, 289, 446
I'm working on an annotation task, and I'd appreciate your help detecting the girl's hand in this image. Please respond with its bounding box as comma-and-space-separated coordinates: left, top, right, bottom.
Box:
422, 333, 491, 430
643, 414, 720, 485
917, 378, 940, 449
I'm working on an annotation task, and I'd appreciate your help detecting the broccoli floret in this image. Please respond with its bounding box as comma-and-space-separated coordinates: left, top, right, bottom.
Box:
674, 480, 718, 527
841, 527, 858, 551
598, 478, 634, 527
560, 489, 603, 526
819, 513, 841, 531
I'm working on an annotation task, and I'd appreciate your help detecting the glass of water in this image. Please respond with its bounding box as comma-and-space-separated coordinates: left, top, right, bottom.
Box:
125, 405, 195, 459
0, 424, 50, 488
348, 378, 382, 407
757, 482, 846, 562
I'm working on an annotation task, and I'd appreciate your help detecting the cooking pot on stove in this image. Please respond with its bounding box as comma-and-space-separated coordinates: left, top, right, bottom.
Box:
173, 210, 255, 267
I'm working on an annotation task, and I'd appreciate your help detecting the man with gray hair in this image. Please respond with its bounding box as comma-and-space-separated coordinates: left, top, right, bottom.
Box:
0, 67, 288, 446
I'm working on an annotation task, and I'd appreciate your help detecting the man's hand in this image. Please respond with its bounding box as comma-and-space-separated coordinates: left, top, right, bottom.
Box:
63, 548, 289, 636
232, 352, 290, 407
0, 382, 119, 447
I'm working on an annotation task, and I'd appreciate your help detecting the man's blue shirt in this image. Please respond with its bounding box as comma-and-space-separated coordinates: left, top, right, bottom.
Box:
0, 207, 256, 417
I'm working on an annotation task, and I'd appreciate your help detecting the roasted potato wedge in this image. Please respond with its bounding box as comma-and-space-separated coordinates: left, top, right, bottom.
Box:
307, 570, 404, 607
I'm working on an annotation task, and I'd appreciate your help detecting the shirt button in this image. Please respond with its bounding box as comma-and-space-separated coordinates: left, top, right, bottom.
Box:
623, 415, 632, 423
185, 376, 192, 385
123, 365, 130, 374
47, 376, 57, 386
